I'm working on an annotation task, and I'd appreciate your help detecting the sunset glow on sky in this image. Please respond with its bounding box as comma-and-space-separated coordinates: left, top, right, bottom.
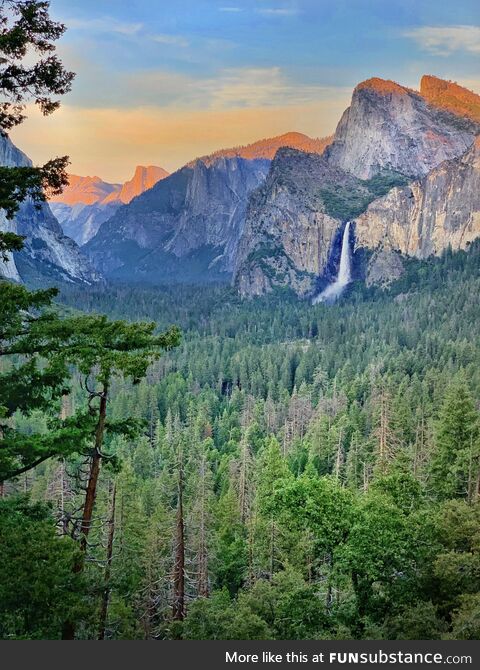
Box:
10, 0, 480, 182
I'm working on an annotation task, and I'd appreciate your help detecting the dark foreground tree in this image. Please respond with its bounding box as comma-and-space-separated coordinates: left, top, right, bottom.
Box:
0, 496, 85, 639
0, 0, 74, 218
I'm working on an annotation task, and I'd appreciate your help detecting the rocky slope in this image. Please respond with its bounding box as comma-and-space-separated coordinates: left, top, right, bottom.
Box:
50, 165, 168, 245
325, 78, 475, 179
234, 148, 388, 297
0, 135, 101, 285
355, 137, 480, 285
199, 131, 331, 164
84, 132, 330, 283
85, 156, 271, 282
420, 75, 480, 124
234, 76, 479, 297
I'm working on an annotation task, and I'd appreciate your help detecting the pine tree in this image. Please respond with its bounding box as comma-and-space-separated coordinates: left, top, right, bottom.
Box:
431, 377, 479, 500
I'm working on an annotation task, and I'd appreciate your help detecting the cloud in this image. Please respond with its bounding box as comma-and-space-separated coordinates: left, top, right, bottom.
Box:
256, 7, 298, 16
219, 6, 243, 11
66, 17, 143, 35
403, 25, 480, 56
153, 34, 190, 48
123, 66, 347, 111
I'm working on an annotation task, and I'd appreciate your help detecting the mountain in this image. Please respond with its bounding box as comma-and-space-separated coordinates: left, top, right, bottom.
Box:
234, 76, 480, 297
325, 78, 475, 179
85, 156, 271, 282
0, 135, 101, 285
198, 131, 331, 163
420, 75, 480, 124
84, 132, 330, 283
49, 174, 121, 206
103, 165, 169, 205
50, 165, 169, 245
355, 136, 480, 285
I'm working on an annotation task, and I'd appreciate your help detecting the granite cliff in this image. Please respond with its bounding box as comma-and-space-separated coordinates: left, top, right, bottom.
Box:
84, 132, 329, 283
234, 76, 480, 297
0, 134, 101, 285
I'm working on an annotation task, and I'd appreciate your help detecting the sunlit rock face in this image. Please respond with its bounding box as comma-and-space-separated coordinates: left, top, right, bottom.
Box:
0, 134, 101, 285
50, 166, 169, 245
325, 78, 476, 179
235, 76, 480, 298
420, 75, 480, 124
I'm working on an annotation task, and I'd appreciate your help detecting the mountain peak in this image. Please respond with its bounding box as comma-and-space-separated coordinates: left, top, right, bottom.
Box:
355, 77, 411, 96
326, 74, 475, 179
420, 75, 480, 124
50, 174, 121, 206
195, 131, 332, 166
105, 164, 169, 204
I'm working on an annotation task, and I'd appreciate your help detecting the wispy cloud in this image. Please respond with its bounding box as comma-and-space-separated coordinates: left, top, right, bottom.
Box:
124, 66, 348, 111
403, 25, 480, 56
219, 6, 243, 11
67, 17, 143, 35
153, 34, 190, 48
256, 7, 298, 16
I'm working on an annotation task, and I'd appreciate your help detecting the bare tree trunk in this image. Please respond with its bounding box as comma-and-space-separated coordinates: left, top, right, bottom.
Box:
62, 383, 108, 640
98, 482, 116, 640
269, 520, 276, 578
197, 456, 209, 598
172, 457, 185, 621
79, 386, 108, 553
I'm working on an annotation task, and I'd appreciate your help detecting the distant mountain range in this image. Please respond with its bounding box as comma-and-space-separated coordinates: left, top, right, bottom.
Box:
49, 165, 169, 245
1, 75, 479, 295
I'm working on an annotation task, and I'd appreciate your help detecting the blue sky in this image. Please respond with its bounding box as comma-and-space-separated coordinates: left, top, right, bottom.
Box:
12, 0, 480, 181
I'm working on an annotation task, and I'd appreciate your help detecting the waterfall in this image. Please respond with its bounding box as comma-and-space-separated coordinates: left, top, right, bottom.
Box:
313, 222, 352, 304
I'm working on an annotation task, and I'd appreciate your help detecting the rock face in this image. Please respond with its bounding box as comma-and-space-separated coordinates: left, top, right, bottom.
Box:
85, 132, 331, 283
235, 76, 480, 297
326, 78, 475, 179
50, 166, 168, 245
354, 137, 480, 260
103, 165, 169, 205
85, 156, 270, 283
0, 134, 101, 285
234, 148, 377, 297
420, 75, 480, 124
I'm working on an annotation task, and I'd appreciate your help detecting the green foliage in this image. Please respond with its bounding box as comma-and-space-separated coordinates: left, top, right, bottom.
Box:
0, 231, 24, 260
0, 0, 75, 131
2, 240, 480, 640
320, 170, 409, 220
431, 376, 479, 499
0, 497, 85, 639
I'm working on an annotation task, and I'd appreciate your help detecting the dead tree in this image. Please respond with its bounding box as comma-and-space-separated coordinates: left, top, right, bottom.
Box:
98, 482, 117, 640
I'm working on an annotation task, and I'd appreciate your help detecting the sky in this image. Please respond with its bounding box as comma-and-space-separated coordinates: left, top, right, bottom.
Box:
10, 0, 480, 182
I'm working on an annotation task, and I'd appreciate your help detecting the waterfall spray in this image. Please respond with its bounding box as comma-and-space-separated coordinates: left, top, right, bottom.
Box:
313, 222, 352, 304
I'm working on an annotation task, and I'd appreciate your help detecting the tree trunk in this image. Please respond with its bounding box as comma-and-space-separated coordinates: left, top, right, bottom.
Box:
79, 386, 108, 553
197, 457, 209, 598
98, 482, 116, 640
62, 383, 108, 640
172, 459, 185, 621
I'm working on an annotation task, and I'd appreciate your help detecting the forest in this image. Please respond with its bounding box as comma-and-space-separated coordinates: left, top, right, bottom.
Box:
1, 239, 480, 639
1, 0, 480, 642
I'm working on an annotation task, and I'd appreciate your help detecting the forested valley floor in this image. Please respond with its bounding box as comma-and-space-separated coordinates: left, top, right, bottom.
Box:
1, 242, 480, 640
